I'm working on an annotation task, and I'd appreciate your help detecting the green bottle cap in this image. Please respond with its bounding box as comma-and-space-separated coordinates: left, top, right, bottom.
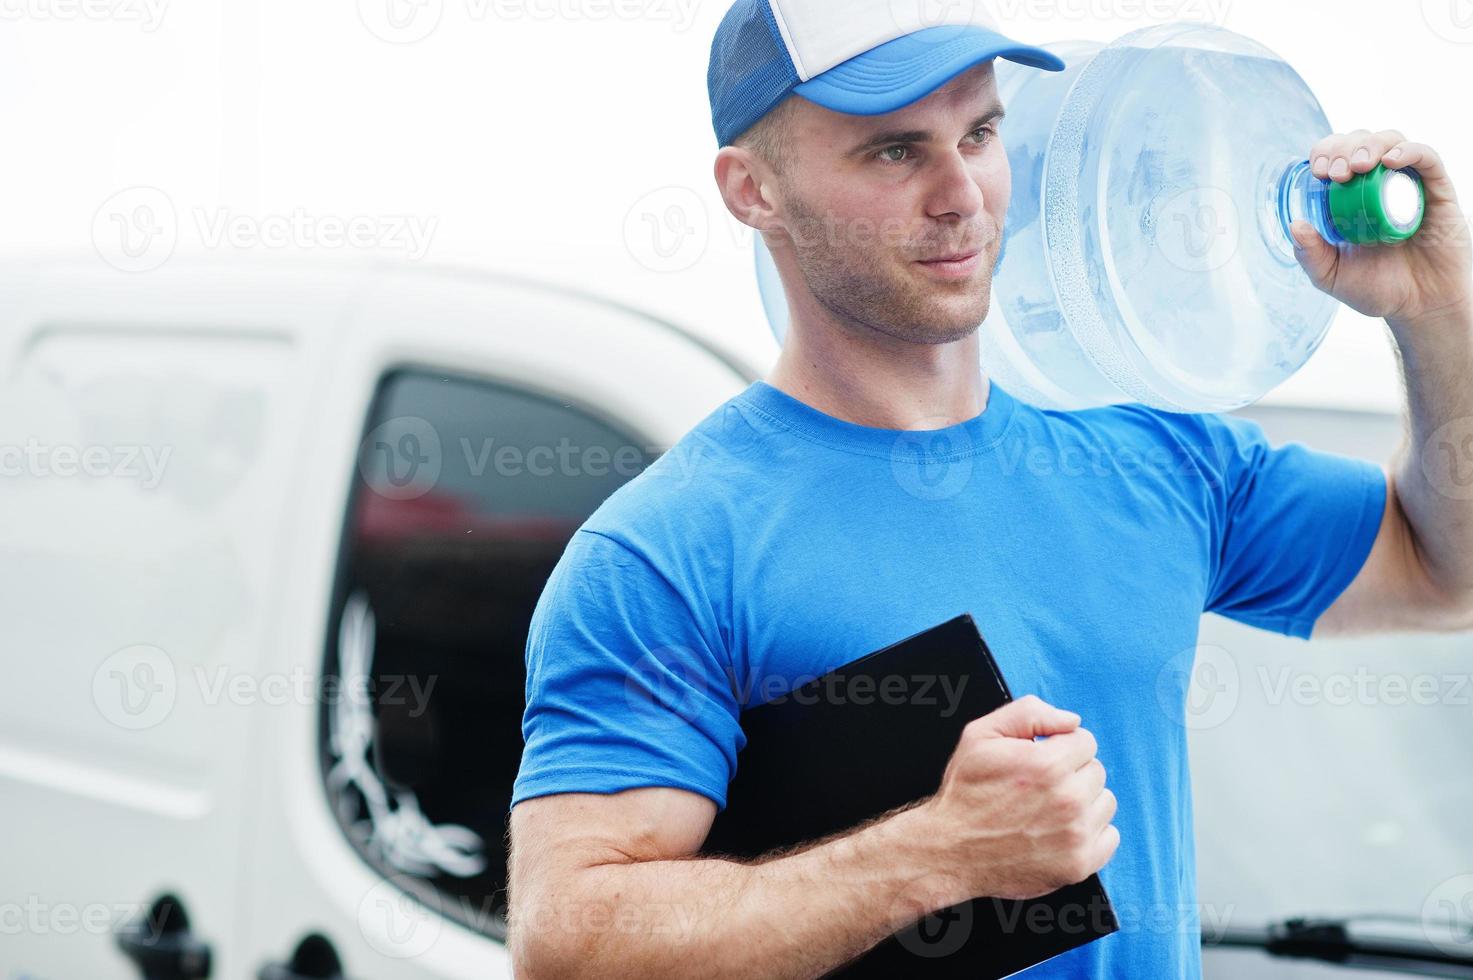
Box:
1328, 163, 1425, 244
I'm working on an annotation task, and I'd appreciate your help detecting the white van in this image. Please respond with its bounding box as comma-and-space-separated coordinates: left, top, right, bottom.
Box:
0, 255, 757, 978
9, 254, 1465, 980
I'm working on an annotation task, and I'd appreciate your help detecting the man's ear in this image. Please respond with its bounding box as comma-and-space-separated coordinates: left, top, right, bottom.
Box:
714, 146, 782, 234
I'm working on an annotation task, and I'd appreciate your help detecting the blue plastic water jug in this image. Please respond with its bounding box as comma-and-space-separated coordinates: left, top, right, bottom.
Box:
755, 22, 1425, 412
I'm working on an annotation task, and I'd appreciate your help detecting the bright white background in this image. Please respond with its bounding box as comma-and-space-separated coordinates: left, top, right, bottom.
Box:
3, 0, 1470, 409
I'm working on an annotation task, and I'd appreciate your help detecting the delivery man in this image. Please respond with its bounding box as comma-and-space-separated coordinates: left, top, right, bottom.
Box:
507, 1, 1473, 976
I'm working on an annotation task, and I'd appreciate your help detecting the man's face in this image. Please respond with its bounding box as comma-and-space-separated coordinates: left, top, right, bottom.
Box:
770, 61, 1010, 346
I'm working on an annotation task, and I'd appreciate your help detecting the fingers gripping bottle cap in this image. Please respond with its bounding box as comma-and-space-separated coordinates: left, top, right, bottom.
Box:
1276, 160, 1426, 246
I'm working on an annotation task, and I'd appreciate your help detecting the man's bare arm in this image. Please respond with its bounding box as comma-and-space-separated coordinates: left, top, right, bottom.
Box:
1295, 132, 1473, 638
508, 786, 949, 980
507, 695, 1118, 980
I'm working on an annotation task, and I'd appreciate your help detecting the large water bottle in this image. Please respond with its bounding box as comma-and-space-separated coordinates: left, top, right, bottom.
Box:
755, 22, 1426, 412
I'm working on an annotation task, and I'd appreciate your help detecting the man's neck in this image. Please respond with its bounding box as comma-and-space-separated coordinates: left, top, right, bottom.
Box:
765, 322, 992, 431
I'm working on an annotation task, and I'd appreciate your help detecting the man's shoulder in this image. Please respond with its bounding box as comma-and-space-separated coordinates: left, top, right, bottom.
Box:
1018, 389, 1264, 449
579, 388, 777, 548
1007, 393, 1267, 490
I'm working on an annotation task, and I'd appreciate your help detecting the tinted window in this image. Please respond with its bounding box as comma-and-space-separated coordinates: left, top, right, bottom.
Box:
320, 369, 657, 937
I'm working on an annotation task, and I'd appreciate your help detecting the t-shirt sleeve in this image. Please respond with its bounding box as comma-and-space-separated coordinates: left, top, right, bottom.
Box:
511, 528, 743, 812
1197, 411, 1387, 639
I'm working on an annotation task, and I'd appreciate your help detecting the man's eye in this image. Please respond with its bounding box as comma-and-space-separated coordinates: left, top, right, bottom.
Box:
876, 127, 995, 164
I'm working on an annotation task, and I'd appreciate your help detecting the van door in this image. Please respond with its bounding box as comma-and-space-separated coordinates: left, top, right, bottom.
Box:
0, 319, 310, 978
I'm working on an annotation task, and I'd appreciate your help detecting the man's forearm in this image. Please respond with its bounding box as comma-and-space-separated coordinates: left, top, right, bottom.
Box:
511, 799, 959, 980
1387, 298, 1473, 604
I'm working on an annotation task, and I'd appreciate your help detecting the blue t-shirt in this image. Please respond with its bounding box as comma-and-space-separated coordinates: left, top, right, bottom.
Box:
512, 378, 1386, 978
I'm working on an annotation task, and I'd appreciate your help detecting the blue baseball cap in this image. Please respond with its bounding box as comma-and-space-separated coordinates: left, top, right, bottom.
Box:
707, 0, 1065, 147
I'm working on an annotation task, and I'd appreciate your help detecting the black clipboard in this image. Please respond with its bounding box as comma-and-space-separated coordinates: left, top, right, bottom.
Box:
701, 614, 1118, 978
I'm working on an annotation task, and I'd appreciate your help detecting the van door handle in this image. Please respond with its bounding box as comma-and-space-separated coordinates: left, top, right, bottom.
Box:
115, 893, 212, 980
256, 933, 347, 980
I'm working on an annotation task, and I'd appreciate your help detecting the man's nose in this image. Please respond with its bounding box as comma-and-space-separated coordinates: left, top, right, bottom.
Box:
923, 149, 987, 221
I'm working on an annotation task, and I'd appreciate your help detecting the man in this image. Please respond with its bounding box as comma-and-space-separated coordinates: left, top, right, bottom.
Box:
506, 1, 1473, 977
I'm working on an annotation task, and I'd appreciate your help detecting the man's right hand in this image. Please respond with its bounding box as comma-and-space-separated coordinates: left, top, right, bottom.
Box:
920, 694, 1119, 902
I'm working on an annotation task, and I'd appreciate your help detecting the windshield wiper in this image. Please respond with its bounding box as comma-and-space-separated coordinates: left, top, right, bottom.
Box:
1207, 915, 1473, 978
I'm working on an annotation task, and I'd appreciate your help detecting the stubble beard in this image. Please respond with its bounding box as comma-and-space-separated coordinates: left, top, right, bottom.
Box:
781, 191, 994, 347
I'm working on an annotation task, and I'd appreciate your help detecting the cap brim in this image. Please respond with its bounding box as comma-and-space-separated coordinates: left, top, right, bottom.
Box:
792, 24, 1065, 116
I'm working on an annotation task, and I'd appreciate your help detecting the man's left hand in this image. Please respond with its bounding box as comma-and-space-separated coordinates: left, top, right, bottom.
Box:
1292, 129, 1473, 329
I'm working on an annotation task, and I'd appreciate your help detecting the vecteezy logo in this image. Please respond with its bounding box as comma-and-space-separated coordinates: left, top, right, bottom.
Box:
889, 0, 985, 45
357, 873, 444, 959
1421, 873, 1473, 957
889, 874, 973, 958
1422, 0, 1473, 44
890, 416, 975, 501
622, 186, 709, 273
357, 0, 444, 43
92, 644, 178, 730
1156, 643, 1238, 731
897, 903, 972, 957
92, 186, 178, 273
1152, 185, 1241, 275
1422, 417, 1473, 501
358, 416, 442, 501
623, 646, 710, 730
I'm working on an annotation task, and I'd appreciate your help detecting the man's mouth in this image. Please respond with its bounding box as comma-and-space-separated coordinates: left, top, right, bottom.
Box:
914, 248, 983, 279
